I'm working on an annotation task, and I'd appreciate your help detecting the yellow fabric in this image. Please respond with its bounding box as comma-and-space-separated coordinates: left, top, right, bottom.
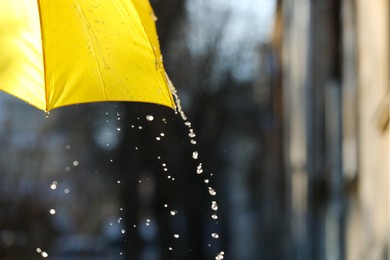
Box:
0, 0, 174, 111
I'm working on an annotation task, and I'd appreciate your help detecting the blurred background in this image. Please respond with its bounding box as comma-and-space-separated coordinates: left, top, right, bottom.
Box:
0, 0, 389, 259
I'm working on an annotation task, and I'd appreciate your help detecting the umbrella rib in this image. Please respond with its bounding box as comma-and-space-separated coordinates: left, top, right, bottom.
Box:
74, 0, 108, 100
35, 0, 49, 111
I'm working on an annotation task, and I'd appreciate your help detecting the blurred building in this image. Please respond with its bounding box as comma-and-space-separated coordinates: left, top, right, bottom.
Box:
273, 0, 389, 259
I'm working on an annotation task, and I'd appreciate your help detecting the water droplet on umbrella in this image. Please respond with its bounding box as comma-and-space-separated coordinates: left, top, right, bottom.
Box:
173, 234, 180, 238
73, 161, 79, 166
190, 139, 197, 144
41, 251, 48, 258
212, 214, 218, 220
204, 179, 209, 183
49, 209, 56, 215
192, 151, 198, 159
170, 210, 178, 216
211, 233, 219, 239
146, 115, 154, 121
121, 229, 125, 234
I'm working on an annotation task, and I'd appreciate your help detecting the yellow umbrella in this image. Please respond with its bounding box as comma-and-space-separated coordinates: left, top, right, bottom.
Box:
0, 0, 175, 112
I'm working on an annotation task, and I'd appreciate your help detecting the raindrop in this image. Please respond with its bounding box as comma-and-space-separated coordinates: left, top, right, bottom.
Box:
146, 219, 151, 226
41, 252, 48, 258
163, 168, 168, 172
73, 161, 79, 167
190, 139, 197, 144
192, 151, 199, 159
164, 204, 168, 208
49, 209, 56, 215
121, 229, 126, 234
185, 121, 191, 127
162, 163, 166, 167
36, 248, 42, 253
110, 159, 113, 162
117, 180, 121, 184
120, 208, 123, 211
138, 126, 143, 130
170, 210, 178, 216
66, 144, 72, 150
50, 181, 57, 190
215, 251, 225, 260
146, 115, 154, 121
45, 112, 50, 119
116, 127, 121, 131
208, 187, 217, 196
173, 234, 180, 239
204, 179, 210, 184
160, 133, 165, 137
196, 163, 203, 174
188, 129, 196, 138
156, 137, 161, 141
212, 214, 218, 220
64, 188, 70, 194
211, 233, 219, 239
211, 201, 218, 211
168, 247, 173, 251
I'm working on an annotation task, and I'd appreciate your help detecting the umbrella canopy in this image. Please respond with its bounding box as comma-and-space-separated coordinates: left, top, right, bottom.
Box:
0, 0, 175, 112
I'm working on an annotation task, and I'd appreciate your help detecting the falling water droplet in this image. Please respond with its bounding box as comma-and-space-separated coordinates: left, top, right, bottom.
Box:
41, 252, 48, 258
188, 129, 196, 138
156, 137, 161, 141
173, 234, 180, 238
50, 181, 57, 190
215, 251, 225, 260
117, 127, 121, 131
204, 179, 210, 184
146, 115, 154, 121
73, 161, 79, 166
64, 188, 70, 194
211, 201, 218, 211
49, 209, 56, 215
121, 229, 125, 234
192, 151, 199, 159
212, 214, 218, 220
170, 210, 178, 216
208, 187, 216, 196
160, 133, 165, 137
190, 139, 197, 144
211, 233, 219, 239
196, 163, 203, 174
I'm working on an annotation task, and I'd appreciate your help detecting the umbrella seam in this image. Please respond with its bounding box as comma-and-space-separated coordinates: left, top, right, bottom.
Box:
74, 0, 108, 100
35, 0, 49, 112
